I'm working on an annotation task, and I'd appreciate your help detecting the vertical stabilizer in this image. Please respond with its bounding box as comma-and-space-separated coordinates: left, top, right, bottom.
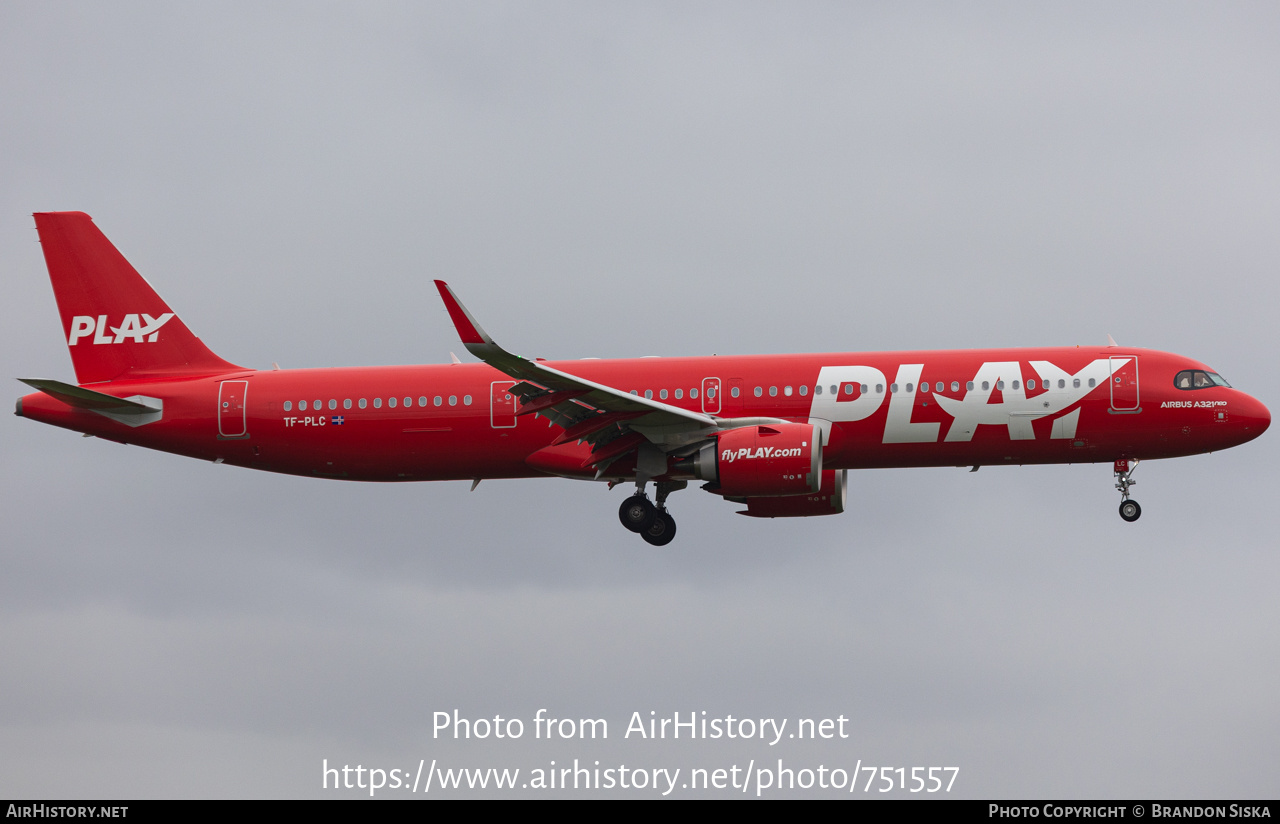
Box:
34, 212, 243, 384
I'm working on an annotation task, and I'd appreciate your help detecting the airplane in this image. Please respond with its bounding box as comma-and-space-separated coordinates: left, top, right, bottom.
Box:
15, 212, 1271, 546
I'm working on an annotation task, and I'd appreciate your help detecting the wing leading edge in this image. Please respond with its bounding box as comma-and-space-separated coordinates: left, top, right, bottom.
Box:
434, 281, 729, 472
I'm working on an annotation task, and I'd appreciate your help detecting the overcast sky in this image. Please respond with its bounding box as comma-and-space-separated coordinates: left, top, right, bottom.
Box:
2, 2, 1278, 798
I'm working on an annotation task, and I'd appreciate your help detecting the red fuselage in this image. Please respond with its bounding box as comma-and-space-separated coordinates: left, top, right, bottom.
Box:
18, 346, 1270, 482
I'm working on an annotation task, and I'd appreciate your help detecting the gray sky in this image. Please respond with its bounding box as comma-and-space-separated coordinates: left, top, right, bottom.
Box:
2, 2, 1278, 798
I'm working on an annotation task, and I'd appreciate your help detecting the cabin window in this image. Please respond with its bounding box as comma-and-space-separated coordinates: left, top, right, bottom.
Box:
659, 389, 668, 400
815, 385, 823, 395
769, 386, 778, 397
754, 386, 763, 397
676, 388, 684, 399
844, 384, 854, 396
935, 382, 944, 392
630, 390, 638, 395
690, 388, 698, 399
314, 399, 321, 410
328, 399, 337, 410
951, 381, 959, 392
981, 382, 989, 391
344, 399, 352, 410
906, 383, 914, 393
434, 396, 443, 406
644, 390, 653, 399
1088, 378, 1096, 388
1011, 380, 1020, 390
728, 387, 737, 398
890, 384, 899, 393
419, 396, 427, 407
388, 397, 397, 408
784, 386, 793, 396
996, 381, 1004, 391
1027, 379, 1036, 390
359, 398, 368, 409
449, 395, 457, 406
799, 385, 808, 396
1057, 379, 1065, 389
283, 400, 292, 411
830, 385, 838, 395
373, 398, 382, 408
463, 395, 473, 405
876, 384, 884, 393
1073, 379, 1081, 389
967, 381, 975, 391
860, 384, 869, 394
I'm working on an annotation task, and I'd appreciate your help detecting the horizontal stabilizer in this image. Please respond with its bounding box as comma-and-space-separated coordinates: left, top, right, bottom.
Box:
19, 378, 163, 427
19, 378, 159, 412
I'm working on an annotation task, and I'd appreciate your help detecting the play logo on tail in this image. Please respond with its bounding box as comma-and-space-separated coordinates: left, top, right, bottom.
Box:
34, 212, 242, 383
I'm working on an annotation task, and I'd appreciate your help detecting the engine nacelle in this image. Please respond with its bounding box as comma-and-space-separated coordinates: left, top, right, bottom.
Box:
681, 422, 822, 498
737, 469, 847, 518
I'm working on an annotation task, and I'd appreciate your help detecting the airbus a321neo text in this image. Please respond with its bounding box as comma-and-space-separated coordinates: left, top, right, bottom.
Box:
16, 213, 1271, 545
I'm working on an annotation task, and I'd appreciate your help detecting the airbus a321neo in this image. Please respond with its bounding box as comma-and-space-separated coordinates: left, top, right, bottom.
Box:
16, 213, 1271, 545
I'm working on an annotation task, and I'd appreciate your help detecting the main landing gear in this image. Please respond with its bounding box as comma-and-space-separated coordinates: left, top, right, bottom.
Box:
1114, 459, 1141, 522
617, 480, 684, 546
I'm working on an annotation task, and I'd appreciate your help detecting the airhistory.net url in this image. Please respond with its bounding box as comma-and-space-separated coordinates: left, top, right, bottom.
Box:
322, 759, 959, 797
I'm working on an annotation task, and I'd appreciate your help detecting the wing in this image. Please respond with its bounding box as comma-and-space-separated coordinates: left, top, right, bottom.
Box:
435, 281, 728, 472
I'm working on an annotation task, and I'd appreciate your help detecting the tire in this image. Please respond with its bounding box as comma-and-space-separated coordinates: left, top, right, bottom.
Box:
1119, 499, 1142, 522
642, 510, 677, 546
619, 495, 655, 533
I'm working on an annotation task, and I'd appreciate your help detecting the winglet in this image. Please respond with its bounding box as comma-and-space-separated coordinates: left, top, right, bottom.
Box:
434, 281, 494, 346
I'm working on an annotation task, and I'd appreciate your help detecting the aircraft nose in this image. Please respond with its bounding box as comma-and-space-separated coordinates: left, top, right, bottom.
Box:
1235, 392, 1270, 442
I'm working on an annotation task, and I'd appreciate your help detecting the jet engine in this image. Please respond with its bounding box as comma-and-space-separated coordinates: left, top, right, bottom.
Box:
677, 422, 822, 497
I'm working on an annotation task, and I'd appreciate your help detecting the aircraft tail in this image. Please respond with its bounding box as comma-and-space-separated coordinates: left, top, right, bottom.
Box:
34, 212, 244, 384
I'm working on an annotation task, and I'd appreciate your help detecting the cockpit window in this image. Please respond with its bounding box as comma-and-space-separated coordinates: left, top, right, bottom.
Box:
1175, 370, 1231, 390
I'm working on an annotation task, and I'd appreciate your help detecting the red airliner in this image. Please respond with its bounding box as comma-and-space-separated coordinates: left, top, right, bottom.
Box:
17, 212, 1271, 545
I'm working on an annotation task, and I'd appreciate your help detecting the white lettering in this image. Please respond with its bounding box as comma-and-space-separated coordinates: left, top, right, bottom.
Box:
65, 313, 175, 345
882, 364, 939, 443
67, 316, 96, 345
93, 314, 113, 344
111, 313, 144, 343
139, 313, 174, 341
933, 361, 1034, 442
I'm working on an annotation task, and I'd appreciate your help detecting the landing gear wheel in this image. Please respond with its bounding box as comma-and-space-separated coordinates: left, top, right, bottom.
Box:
619, 495, 656, 533
641, 510, 677, 546
1119, 499, 1142, 522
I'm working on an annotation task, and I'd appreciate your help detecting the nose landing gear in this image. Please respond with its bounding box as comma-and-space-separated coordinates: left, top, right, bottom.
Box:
1114, 459, 1141, 522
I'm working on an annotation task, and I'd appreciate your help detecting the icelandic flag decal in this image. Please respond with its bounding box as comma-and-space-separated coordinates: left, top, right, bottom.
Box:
331, 416, 345, 425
